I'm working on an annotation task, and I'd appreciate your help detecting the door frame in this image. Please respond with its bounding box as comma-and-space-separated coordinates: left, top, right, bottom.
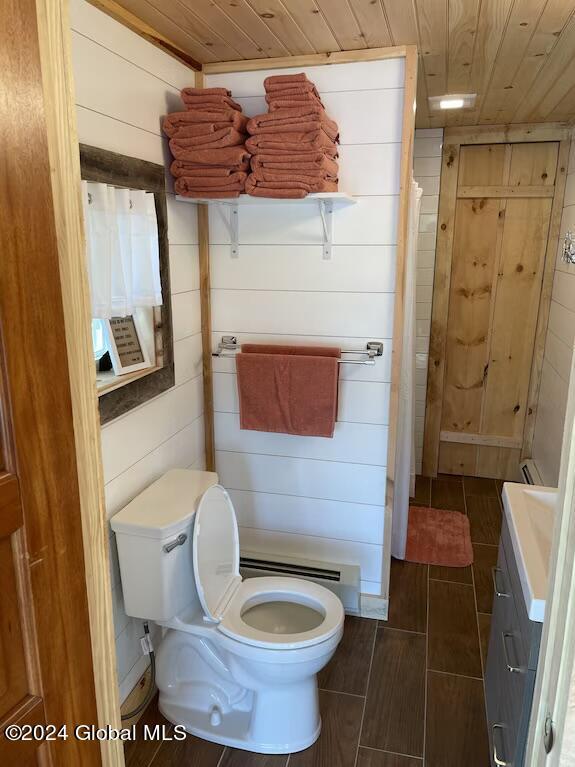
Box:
422, 123, 572, 477
1, 1, 122, 764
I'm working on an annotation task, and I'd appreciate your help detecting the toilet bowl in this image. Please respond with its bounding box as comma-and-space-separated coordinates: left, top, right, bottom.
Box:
111, 469, 345, 754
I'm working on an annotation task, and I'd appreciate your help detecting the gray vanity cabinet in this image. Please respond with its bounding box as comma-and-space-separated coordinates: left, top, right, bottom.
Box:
485, 515, 542, 767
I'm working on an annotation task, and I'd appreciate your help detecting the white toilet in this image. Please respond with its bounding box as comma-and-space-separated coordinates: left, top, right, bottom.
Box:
111, 469, 345, 754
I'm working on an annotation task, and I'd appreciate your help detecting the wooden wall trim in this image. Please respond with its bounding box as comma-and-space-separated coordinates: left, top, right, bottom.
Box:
382, 44, 418, 593
522, 138, 571, 461
195, 70, 215, 473
445, 123, 572, 145
422, 143, 461, 477
88, 0, 201, 70
202, 45, 409, 75
35, 1, 123, 764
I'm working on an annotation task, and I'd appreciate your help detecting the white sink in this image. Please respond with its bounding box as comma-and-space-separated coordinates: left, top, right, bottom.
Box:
502, 483, 557, 623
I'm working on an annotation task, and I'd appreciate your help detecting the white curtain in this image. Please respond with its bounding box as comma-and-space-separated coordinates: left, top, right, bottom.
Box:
391, 179, 423, 560
81, 181, 163, 319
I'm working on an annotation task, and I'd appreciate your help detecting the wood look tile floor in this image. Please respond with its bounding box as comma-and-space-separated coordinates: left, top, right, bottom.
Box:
125, 474, 499, 767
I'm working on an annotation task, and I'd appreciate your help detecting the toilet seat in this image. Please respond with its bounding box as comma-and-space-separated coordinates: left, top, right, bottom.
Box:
218, 576, 344, 650
193, 485, 344, 651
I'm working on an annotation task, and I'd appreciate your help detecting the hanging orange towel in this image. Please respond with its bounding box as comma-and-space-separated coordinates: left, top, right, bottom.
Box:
236, 345, 340, 437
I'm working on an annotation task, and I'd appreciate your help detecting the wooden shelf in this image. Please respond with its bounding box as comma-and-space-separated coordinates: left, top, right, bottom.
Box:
175, 191, 356, 207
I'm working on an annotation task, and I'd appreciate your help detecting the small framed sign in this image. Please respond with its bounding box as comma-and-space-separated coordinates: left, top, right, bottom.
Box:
106, 315, 152, 375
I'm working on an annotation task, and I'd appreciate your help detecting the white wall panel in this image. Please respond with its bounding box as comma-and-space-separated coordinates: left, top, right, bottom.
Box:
174, 332, 203, 386
533, 139, 575, 487
211, 290, 394, 338
104, 415, 204, 518
207, 196, 398, 246
215, 451, 386, 506
210, 245, 396, 292
172, 290, 201, 341
230, 489, 384, 545
413, 128, 442, 472
72, 0, 204, 697
76, 106, 166, 164
214, 412, 388, 466
322, 90, 403, 144
70, 0, 193, 90
72, 34, 181, 135
206, 56, 405, 597
167, 195, 198, 245
533, 361, 569, 487
101, 376, 204, 482
338, 145, 401, 195
170, 244, 200, 293
206, 58, 404, 96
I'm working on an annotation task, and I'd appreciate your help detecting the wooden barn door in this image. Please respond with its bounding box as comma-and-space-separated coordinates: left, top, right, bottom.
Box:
424, 141, 560, 480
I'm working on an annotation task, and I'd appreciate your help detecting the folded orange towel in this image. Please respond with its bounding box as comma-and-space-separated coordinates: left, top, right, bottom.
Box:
267, 96, 324, 112
264, 73, 310, 90
174, 188, 242, 199
174, 175, 246, 196
245, 174, 337, 199
236, 347, 340, 437
251, 152, 338, 175
265, 82, 319, 96
169, 145, 251, 168
247, 107, 338, 140
169, 129, 246, 157
246, 129, 338, 154
250, 168, 337, 185
171, 164, 249, 178
181, 87, 231, 97
163, 110, 248, 137
169, 126, 246, 151
181, 95, 243, 112
175, 171, 247, 186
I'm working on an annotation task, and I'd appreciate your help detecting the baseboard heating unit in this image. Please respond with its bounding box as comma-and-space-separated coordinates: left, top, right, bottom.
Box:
240, 550, 360, 615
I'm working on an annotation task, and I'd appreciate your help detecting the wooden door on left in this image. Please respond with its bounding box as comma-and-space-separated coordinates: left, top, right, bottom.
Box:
0, 0, 103, 764
0, 354, 48, 767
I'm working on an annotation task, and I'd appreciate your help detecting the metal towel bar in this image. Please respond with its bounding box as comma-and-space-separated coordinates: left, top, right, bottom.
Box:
212, 336, 383, 366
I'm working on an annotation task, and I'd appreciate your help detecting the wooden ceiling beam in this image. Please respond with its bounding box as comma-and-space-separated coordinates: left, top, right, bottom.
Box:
202, 44, 411, 74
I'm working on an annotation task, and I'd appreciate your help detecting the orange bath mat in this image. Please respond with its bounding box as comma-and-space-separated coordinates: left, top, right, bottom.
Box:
405, 505, 473, 567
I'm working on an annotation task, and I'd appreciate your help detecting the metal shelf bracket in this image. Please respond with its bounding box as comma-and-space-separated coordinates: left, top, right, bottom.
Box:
318, 199, 334, 259
217, 203, 239, 258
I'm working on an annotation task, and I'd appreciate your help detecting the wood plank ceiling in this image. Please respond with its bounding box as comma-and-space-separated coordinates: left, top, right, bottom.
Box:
99, 0, 575, 128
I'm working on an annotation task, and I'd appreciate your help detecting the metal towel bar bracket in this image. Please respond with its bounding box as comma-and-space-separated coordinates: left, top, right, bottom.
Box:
212, 336, 383, 365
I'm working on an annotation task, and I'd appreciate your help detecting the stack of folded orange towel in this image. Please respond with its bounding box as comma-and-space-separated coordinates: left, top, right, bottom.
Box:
163, 87, 250, 198
245, 73, 339, 199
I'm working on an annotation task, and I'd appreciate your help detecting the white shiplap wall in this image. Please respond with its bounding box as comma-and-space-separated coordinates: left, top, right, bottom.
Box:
532, 139, 575, 487
71, 0, 203, 701
205, 60, 405, 597
413, 128, 443, 473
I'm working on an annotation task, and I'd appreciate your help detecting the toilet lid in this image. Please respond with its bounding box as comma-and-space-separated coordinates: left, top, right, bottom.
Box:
193, 484, 241, 621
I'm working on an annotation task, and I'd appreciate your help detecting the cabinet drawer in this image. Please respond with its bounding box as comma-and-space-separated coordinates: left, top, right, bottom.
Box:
501, 516, 542, 669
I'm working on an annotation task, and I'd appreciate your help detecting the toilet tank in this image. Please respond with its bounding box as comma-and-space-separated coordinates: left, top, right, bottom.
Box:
110, 469, 218, 621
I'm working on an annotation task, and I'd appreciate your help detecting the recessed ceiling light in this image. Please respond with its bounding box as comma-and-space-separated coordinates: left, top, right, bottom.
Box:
428, 93, 476, 111
439, 97, 465, 109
